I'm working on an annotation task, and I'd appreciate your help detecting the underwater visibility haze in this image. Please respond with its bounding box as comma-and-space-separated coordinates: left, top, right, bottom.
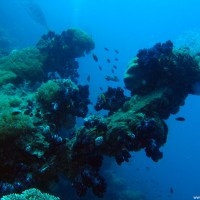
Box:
0, 0, 200, 199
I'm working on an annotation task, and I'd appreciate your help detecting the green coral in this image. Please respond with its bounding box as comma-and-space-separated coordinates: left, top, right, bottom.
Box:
1, 188, 60, 200
0, 91, 35, 140
66, 28, 95, 57
36, 79, 78, 106
0, 110, 34, 140
0, 70, 17, 86
0, 48, 44, 84
36, 80, 62, 105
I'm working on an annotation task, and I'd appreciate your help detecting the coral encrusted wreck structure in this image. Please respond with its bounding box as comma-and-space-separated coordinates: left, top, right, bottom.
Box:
0, 33, 200, 199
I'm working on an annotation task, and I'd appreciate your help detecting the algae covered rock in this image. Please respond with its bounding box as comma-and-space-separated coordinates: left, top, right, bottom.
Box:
1, 188, 60, 200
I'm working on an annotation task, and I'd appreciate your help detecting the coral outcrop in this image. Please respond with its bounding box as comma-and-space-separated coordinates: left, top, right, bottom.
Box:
0, 36, 199, 198
36, 28, 95, 82
0, 48, 44, 85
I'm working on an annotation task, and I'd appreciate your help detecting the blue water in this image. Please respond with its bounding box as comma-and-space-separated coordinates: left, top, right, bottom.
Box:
1, 0, 200, 199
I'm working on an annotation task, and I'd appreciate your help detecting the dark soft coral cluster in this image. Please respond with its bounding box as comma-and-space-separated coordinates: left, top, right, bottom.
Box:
36, 79, 90, 129
137, 118, 165, 161
37, 29, 95, 83
73, 167, 106, 197
124, 40, 200, 100
95, 87, 130, 115
137, 40, 173, 68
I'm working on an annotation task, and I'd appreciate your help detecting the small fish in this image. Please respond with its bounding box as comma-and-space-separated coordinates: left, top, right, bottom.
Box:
114, 49, 119, 54
12, 109, 22, 115
175, 117, 185, 121
111, 69, 115, 73
115, 58, 119, 61
107, 58, 111, 63
104, 47, 109, 51
145, 166, 150, 171
105, 75, 119, 82
98, 65, 102, 71
52, 102, 59, 111
87, 75, 90, 82
92, 54, 98, 62
100, 87, 103, 91
170, 186, 173, 194
113, 65, 117, 69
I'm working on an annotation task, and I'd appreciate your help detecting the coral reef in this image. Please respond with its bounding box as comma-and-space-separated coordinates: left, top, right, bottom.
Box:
1, 188, 60, 200
0, 36, 199, 199
124, 41, 200, 118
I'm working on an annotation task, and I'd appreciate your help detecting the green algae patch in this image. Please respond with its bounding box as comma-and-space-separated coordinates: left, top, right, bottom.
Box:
66, 28, 95, 57
0, 90, 35, 141
0, 70, 17, 86
36, 80, 62, 105
0, 109, 34, 140
0, 48, 44, 84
